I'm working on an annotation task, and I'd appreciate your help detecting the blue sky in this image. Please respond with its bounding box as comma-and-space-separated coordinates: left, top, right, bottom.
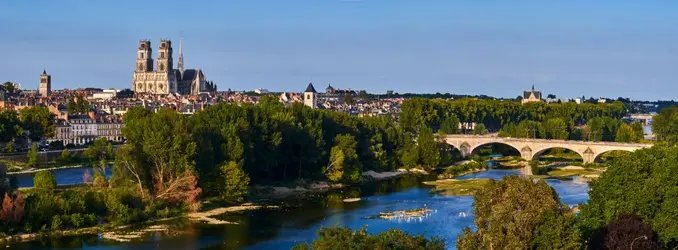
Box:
1, 1, 677, 100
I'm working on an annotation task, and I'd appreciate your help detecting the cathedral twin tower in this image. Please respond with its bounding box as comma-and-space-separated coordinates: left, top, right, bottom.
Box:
133, 39, 216, 95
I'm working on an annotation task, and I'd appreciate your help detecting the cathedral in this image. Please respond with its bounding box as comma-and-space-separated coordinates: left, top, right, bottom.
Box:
132, 39, 216, 95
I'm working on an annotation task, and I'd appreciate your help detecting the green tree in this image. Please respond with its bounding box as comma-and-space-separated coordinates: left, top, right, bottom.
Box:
457, 176, 581, 250
329, 134, 362, 183
2, 82, 15, 94
472, 123, 488, 135
83, 138, 111, 172
293, 226, 446, 250
19, 106, 54, 141
0, 110, 22, 142
652, 106, 678, 144
219, 161, 249, 203
76, 95, 90, 113
531, 210, 582, 249
117, 108, 200, 205
543, 118, 568, 139
26, 142, 38, 168
4, 143, 14, 153
400, 142, 419, 169
439, 115, 460, 134
580, 145, 678, 245
33, 171, 56, 190
417, 127, 440, 170
67, 98, 77, 114
586, 117, 604, 141
57, 148, 72, 166
614, 123, 636, 143
631, 121, 644, 142
515, 120, 544, 139
325, 147, 345, 182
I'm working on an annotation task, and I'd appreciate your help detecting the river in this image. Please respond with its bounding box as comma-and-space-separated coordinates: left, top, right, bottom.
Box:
8, 168, 589, 250
12, 166, 113, 188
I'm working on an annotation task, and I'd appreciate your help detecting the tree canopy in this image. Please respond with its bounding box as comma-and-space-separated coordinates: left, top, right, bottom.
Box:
652, 106, 678, 144
293, 226, 446, 250
400, 98, 626, 133
580, 144, 678, 246
19, 106, 54, 141
457, 176, 581, 250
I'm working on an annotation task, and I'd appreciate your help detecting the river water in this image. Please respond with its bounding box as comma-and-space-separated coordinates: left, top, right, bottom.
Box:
12, 167, 113, 188
9, 167, 589, 250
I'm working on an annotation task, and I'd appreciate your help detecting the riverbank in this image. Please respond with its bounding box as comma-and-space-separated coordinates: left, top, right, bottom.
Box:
252, 169, 421, 199
7, 164, 88, 175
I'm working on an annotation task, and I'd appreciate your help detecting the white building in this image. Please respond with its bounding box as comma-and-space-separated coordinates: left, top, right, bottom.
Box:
254, 88, 270, 94
92, 89, 118, 100
50, 114, 124, 146
303, 83, 317, 109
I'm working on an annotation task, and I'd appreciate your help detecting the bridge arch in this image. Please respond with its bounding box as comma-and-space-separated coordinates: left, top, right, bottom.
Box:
469, 142, 521, 157
592, 149, 634, 163
532, 147, 585, 163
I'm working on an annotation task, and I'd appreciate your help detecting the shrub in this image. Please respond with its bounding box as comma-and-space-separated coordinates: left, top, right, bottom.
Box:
33, 171, 56, 190
50, 215, 62, 230
70, 213, 84, 227
442, 161, 486, 178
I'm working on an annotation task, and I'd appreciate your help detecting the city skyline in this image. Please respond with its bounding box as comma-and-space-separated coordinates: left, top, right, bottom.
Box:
1, 1, 677, 100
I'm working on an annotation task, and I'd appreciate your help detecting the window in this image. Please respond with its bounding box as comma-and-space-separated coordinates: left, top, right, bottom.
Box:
160, 52, 165, 58
159, 64, 164, 71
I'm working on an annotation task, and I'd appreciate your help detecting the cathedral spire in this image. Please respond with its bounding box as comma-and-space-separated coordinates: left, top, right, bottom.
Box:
178, 35, 184, 75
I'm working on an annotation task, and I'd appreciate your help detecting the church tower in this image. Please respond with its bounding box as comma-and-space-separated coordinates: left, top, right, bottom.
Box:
39, 69, 51, 97
157, 40, 173, 72
136, 40, 153, 72
177, 38, 184, 75
303, 82, 317, 109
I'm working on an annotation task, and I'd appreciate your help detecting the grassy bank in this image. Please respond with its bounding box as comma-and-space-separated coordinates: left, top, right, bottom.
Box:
423, 179, 491, 196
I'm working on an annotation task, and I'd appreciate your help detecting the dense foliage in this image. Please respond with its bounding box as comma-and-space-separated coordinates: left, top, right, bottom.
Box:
113, 108, 200, 206
19, 106, 55, 141
292, 226, 446, 250
652, 106, 678, 143
580, 144, 678, 246
188, 97, 453, 200
400, 98, 626, 133
457, 176, 581, 250
67, 95, 91, 114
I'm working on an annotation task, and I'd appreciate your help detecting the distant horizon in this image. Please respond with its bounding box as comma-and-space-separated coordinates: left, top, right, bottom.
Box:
1, 1, 676, 100
11, 82, 676, 102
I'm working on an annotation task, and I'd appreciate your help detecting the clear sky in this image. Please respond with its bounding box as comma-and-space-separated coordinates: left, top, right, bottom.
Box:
1, 1, 677, 100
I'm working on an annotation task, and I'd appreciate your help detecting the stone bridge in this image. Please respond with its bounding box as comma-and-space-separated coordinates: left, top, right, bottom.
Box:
444, 135, 652, 164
